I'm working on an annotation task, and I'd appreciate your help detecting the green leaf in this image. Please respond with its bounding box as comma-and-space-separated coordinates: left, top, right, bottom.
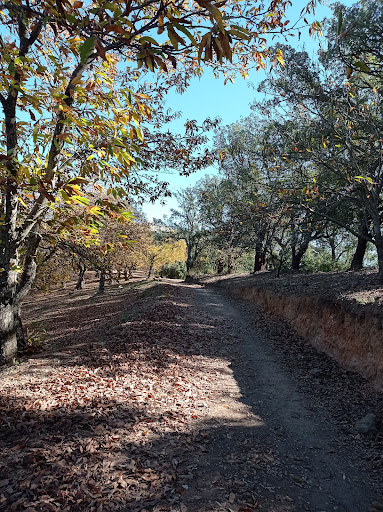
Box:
135, 126, 143, 141
103, 2, 117, 10
228, 29, 250, 41
61, 189, 71, 202
140, 36, 159, 46
354, 60, 370, 72
80, 36, 95, 65
72, 195, 90, 205
10, 264, 23, 274
207, 4, 225, 33
173, 23, 198, 46
121, 211, 134, 219
66, 13, 76, 23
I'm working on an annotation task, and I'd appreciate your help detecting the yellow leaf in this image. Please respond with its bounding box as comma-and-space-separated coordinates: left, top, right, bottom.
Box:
276, 49, 284, 66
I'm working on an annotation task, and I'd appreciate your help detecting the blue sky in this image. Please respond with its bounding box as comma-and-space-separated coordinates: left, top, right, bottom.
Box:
143, 0, 354, 221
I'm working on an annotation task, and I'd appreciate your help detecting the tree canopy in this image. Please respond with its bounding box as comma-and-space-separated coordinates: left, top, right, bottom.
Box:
169, 0, 383, 281
0, 0, 308, 363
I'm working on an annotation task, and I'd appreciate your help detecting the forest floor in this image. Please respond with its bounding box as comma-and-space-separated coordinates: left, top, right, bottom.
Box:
0, 275, 383, 512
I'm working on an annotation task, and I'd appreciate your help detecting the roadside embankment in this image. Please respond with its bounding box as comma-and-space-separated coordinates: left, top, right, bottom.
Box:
204, 270, 383, 390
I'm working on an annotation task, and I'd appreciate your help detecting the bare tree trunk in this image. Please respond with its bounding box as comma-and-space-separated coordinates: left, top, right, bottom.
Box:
329, 238, 336, 261
376, 242, 383, 284
186, 242, 193, 275
0, 291, 27, 362
291, 244, 309, 271
75, 261, 86, 290
370, 206, 383, 283
350, 217, 369, 271
0, 303, 19, 364
253, 245, 266, 272
0, 233, 40, 362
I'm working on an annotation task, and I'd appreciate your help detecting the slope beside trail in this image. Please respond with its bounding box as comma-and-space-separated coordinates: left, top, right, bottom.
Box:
0, 278, 382, 512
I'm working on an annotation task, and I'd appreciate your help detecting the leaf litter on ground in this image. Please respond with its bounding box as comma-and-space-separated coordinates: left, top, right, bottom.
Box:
0, 280, 254, 512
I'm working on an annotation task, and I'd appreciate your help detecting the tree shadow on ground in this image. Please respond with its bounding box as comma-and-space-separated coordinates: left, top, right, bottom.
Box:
6, 279, 382, 511
0, 393, 275, 512
2, 281, 277, 511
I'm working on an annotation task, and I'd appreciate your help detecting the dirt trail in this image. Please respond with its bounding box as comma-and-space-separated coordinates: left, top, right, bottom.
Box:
0, 279, 382, 512
176, 282, 382, 512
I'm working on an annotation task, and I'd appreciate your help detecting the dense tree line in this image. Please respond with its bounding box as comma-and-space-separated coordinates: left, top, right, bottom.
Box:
171, 0, 383, 280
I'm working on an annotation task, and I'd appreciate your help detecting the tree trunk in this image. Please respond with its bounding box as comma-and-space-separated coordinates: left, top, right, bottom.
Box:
253, 244, 266, 272
376, 242, 383, 284
0, 232, 40, 363
227, 253, 234, 274
329, 238, 336, 261
370, 206, 383, 283
291, 244, 308, 271
0, 303, 25, 362
75, 264, 86, 290
350, 238, 368, 271
350, 217, 369, 271
186, 243, 193, 274
0, 302, 19, 364
277, 258, 283, 278
98, 269, 106, 294
0, 232, 19, 363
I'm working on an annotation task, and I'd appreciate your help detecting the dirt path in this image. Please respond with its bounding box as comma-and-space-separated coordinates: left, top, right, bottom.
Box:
0, 279, 382, 512
179, 283, 382, 511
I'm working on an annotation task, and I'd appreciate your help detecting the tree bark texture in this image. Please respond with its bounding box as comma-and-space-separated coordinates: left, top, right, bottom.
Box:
291, 244, 309, 271
253, 245, 266, 272
350, 217, 369, 271
75, 262, 86, 290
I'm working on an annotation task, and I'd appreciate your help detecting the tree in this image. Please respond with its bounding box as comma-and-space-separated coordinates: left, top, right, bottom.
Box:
167, 187, 205, 276
214, 119, 292, 273
143, 238, 187, 277
329, 0, 383, 83
197, 175, 243, 273
0, 0, 301, 363
255, 39, 383, 279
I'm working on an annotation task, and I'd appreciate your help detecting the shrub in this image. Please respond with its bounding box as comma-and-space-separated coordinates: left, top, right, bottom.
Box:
160, 261, 187, 279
